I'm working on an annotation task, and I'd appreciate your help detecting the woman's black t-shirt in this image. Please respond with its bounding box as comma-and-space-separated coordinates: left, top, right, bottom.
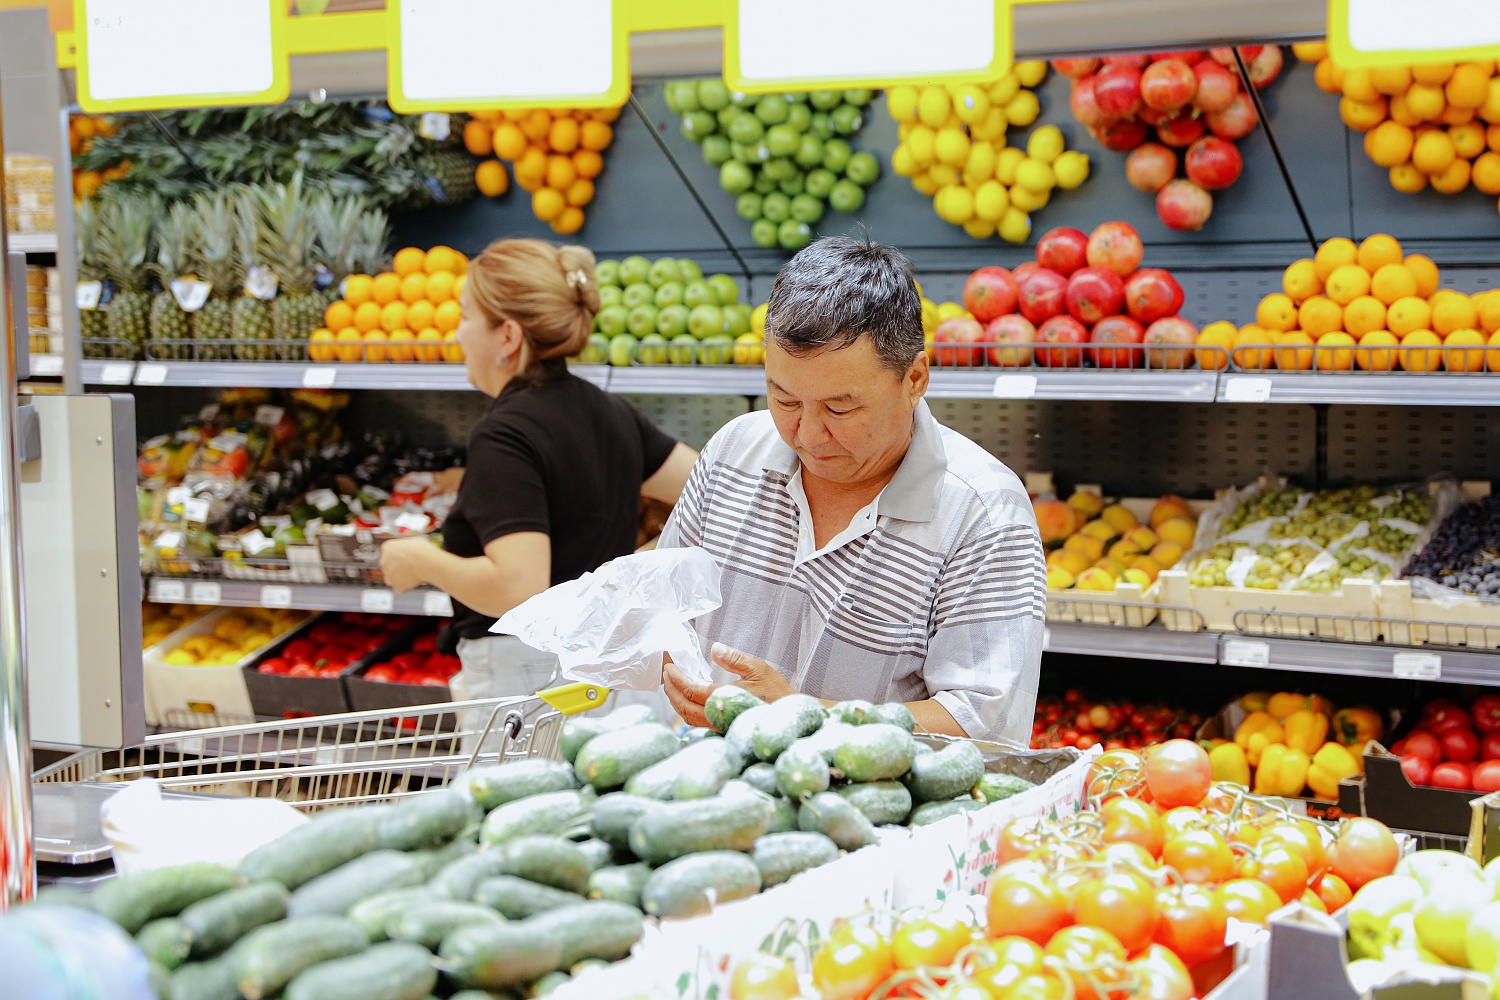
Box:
440, 360, 677, 645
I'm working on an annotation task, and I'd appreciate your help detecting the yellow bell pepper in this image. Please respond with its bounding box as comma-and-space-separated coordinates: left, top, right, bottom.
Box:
1332, 707, 1384, 747
1268, 692, 1334, 721
1234, 711, 1285, 767
1253, 743, 1311, 797
1307, 742, 1360, 800
1240, 691, 1271, 713
1284, 708, 1330, 755
1210, 741, 1251, 787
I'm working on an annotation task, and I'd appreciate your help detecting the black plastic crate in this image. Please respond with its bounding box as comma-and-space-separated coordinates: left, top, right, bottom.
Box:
242, 613, 425, 719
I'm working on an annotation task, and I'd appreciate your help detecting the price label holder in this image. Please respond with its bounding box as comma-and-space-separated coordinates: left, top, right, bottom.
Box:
422, 591, 453, 617
1222, 377, 1272, 403
361, 589, 396, 613
98, 363, 133, 385
1393, 651, 1442, 680
303, 367, 337, 388
170, 278, 212, 312
1222, 639, 1271, 668
73, 0, 289, 113
260, 585, 292, 608
30, 355, 63, 376
1330, 0, 1500, 69
182, 497, 211, 524
992, 374, 1038, 399
189, 581, 221, 605
135, 363, 168, 385
389, 0, 629, 113
153, 579, 186, 602
76, 281, 103, 310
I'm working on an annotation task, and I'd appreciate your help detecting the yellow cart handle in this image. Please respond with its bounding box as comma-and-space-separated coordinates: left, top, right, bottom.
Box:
537, 681, 610, 716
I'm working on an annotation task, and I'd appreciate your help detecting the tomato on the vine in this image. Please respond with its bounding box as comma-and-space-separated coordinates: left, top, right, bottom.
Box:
969, 936, 1044, 996
1236, 844, 1310, 904
811, 923, 895, 1000
1314, 872, 1353, 913
1044, 927, 1129, 1000
1027, 840, 1096, 867
1327, 818, 1400, 892
730, 953, 801, 1000
987, 875, 1074, 946
1073, 872, 1160, 953
1214, 878, 1282, 926
1100, 796, 1165, 858
996, 817, 1049, 864
1256, 820, 1327, 879
1088, 749, 1145, 799
1161, 806, 1212, 840
1199, 784, 1241, 814
1162, 829, 1236, 884
1099, 840, 1157, 869
893, 909, 972, 971
1144, 739, 1212, 808
997, 967, 1073, 1000
1300, 887, 1329, 912
1152, 883, 1228, 968
1128, 944, 1195, 1000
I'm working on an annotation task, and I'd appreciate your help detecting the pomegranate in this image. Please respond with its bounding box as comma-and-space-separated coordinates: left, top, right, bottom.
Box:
1125, 144, 1178, 193
1124, 268, 1186, 324
1036, 227, 1090, 277
1150, 50, 1207, 64
1206, 92, 1258, 140
963, 266, 1020, 323
1248, 46, 1284, 89
1156, 179, 1214, 231
1053, 58, 1100, 79
1094, 63, 1145, 119
1036, 315, 1089, 368
1086, 222, 1145, 278
1066, 267, 1127, 325
986, 314, 1036, 368
1156, 113, 1207, 147
1144, 316, 1199, 369
1138, 106, 1172, 127
1095, 118, 1151, 152
1070, 77, 1104, 128
933, 315, 986, 367
1141, 60, 1198, 112
1018, 268, 1069, 326
1012, 261, 1042, 285
1191, 60, 1239, 113
1185, 136, 1243, 190
1089, 315, 1147, 369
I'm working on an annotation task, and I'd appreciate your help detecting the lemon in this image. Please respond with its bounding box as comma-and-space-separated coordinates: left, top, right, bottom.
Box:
1053, 150, 1090, 190
995, 147, 1025, 186
974, 180, 1010, 222
936, 301, 968, 322
1015, 158, 1056, 193
920, 300, 939, 335
751, 302, 768, 337
934, 128, 972, 168
1026, 124, 1065, 165
964, 219, 998, 239
972, 110, 1008, 143
238, 631, 272, 651
887, 85, 919, 123
892, 144, 918, 177
165, 649, 196, 666
988, 74, 1021, 106
999, 207, 1032, 244
918, 86, 952, 125
1005, 91, 1041, 127
1015, 61, 1048, 88
1008, 184, 1050, 212
912, 172, 939, 196
954, 85, 992, 125
963, 143, 998, 185
928, 164, 959, 188
907, 125, 937, 166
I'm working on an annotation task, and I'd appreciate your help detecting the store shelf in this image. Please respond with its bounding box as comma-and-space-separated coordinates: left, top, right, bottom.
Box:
1045, 621, 1221, 663
147, 577, 453, 617
6, 232, 57, 254
931, 369, 1221, 402
607, 366, 764, 395
81, 360, 135, 385
128, 361, 611, 391
1220, 373, 1500, 406
1220, 634, 1500, 686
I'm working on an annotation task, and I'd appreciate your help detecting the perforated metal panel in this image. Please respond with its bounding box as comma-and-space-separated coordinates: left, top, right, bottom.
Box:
345, 389, 490, 446
1328, 406, 1500, 486
615, 394, 751, 450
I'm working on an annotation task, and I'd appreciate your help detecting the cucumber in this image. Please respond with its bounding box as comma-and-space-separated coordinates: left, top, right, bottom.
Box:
628, 792, 775, 863
683, 727, 717, 744
792, 721, 858, 763
797, 792, 877, 851
751, 832, 840, 888
774, 744, 831, 798
975, 772, 1036, 803
239, 807, 385, 890
379, 789, 478, 851
832, 724, 915, 782
465, 759, 579, 811
767, 797, 798, 833
913, 742, 935, 756
410, 835, 479, 879
905, 739, 986, 803
387, 901, 504, 949
724, 703, 774, 761
676, 739, 742, 799
704, 685, 764, 733
750, 695, 826, 762
837, 781, 912, 826
149, 960, 173, 998
497, 836, 592, 894
231, 915, 369, 1000
287, 850, 423, 919
348, 887, 437, 942
138, 917, 192, 971
167, 952, 239, 1000
740, 762, 780, 797
574, 723, 680, 791
587, 863, 652, 907
482, 789, 592, 846
534, 901, 644, 967
573, 837, 616, 873
451, 993, 516, 1000
283, 940, 436, 1000
474, 876, 582, 919
588, 793, 660, 854
30, 884, 93, 909
641, 852, 762, 918
429, 850, 507, 901
559, 705, 657, 764
180, 881, 289, 957
827, 700, 875, 725
440, 902, 642, 988
868, 703, 917, 732
909, 797, 985, 826
91, 862, 243, 933
532, 971, 571, 995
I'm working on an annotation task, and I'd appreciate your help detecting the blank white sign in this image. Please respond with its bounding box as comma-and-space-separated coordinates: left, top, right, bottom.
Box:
1347, 0, 1500, 51
82, 0, 275, 102
736, 0, 995, 83
399, 0, 613, 102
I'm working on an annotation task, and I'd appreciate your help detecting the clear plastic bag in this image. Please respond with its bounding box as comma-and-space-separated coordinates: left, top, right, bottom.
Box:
493, 546, 722, 690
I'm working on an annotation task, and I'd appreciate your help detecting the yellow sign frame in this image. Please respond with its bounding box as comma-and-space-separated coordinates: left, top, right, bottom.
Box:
1328, 0, 1500, 69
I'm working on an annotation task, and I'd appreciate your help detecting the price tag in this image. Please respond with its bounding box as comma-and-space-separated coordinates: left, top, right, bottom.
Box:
166, 486, 190, 506
361, 589, 396, 613
136, 363, 168, 385
260, 585, 293, 608
170, 278, 212, 312
182, 497, 211, 524
242, 532, 276, 556
254, 404, 285, 426
992, 374, 1038, 399
419, 112, 452, 141
394, 511, 430, 533
1330, 0, 1500, 68
99, 363, 133, 385
244, 265, 279, 301
153, 579, 186, 602
1393, 651, 1442, 680
1222, 639, 1271, 668
189, 581, 222, 605
1042, 627, 1051, 651
302, 367, 337, 388
1223, 377, 1273, 403
30, 355, 63, 376
423, 591, 454, 617
76, 281, 104, 309
307, 488, 341, 513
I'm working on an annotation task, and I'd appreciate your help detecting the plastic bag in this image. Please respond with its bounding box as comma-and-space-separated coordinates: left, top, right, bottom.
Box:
493, 546, 722, 689
100, 778, 308, 874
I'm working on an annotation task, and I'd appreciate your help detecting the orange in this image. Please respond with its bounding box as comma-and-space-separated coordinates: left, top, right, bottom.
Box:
424, 271, 456, 304
1386, 296, 1433, 336
1343, 295, 1388, 337
362, 329, 388, 364
1485, 81, 1500, 124
1447, 106, 1480, 130
572, 148, 604, 180
1404, 254, 1441, 296
335, 327, 363, 363
1196, 321, 1236, 371
1363, 121, 1414, 167
1480, 292, 1500, 333
1355, 330, 1400, 371
1232, 325, 1277, 370
590, 105, 622, 124
423, 247, 459, 275
532, 187, 566, 222
1406, 83, 1447, 121
387, 329, 417, 363
371, 272, 402, 305
1432, 293, 1479, 335
565, 178, 595, 207
1413, 62, 1456, 85
514, 147, 547, 191
520, 109, 553, 142
1445, 328, 1487, 371
1256, 293, 1299, 332
1488, 329, 1500, 371
1474, 151, 1500, 194
1276, 332, 1316, 371
414, 328, 445, 363
1400, 329, 1444, 371
1340, 96, 1388, 131
545, 155, 577, 192
1315, 331, 1357, 370
492, 122, 528, 161
1324, 265, 1372, 306
307, 328, 336, 363
1412, 130, 1458, 173
1369, 263, 1418, 305
1298, 295, 1345, 336
351, 299, 383, 334
399, 272, 428, 305
405, 300, 436, 332
1315, 58, 1344, 95
379, 301, 408, 333
1490, 123, 1500, 151
1431, 156, 1472, 193
1389, 93, 1423, 128
453, 274, 465, 302
548, 117, 581, 154
475, 160, 509, 197
1390, 163, 1428, 193
342, 274, 374, 306
580, 121, 613, 151
1342, 69, 1379, 103
1357, 234, 1403, 273
1314, 238, 1358, 281
1448, 63, 1492, 109
441, 330, 465, 364
433, 300, 462, 333
1370, 65, 1413, 96
462, 119, 493, 157
550, 206, 585, 236
1282, 259, 1323, 303
393, 247, 426, 277
324, 300, 354, 331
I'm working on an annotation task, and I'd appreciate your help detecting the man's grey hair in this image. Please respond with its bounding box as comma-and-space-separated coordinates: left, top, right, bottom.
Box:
765, 235, 924, 375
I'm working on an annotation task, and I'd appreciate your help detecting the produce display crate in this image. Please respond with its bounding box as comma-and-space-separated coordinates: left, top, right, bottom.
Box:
143, 608, 314, 727
1158, 571, 1384, 638
240, 613, 426, 719
343, 622, 452, 715
1336, 743, 1482, 840
1377, 579, 1500, 650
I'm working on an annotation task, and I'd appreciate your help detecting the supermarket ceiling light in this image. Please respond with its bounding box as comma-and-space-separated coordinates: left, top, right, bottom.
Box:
1330, 0, 1500, 69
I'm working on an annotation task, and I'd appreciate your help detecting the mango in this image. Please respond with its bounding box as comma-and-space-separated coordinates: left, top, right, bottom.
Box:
1100, 504, 1139, 533
1150, 494, 1195, 529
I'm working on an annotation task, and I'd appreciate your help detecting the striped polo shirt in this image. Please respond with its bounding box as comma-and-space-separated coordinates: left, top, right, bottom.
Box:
658, 400, 1045, 744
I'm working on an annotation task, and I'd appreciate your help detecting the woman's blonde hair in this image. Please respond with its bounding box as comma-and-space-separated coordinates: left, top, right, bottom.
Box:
465, 238, 600, 375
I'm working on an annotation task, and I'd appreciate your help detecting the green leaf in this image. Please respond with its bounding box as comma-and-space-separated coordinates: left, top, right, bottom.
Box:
676, 972, 691, 996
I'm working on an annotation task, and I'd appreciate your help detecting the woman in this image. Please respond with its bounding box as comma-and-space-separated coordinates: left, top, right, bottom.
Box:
380, 239, 697, 701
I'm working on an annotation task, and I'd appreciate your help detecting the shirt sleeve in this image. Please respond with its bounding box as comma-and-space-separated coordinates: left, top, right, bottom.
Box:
657, 425, 720, 550
460, 415, 551, 546
630, 403, 678, 481
921, 516, 1047, 745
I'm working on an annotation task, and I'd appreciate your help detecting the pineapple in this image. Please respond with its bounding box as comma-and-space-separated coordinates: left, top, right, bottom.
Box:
189, 191, 237, 360
95, 195, 157, 360
250, 176, 324, 360
230, 188, 273, 361
314, 192, 389, 309
74, 200, 113, 358
148, 202, 194, 360
410, 149, 480, 208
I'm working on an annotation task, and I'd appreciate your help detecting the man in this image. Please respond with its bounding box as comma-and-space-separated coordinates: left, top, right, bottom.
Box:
659, 236, 1045, 744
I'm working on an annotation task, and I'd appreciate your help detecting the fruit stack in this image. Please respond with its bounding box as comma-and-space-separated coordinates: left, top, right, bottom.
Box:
158, 609, 310, 667
141, 602, 212, 650
1392, 695, 1500, 793
886, 65, 1091, 242
935, 221, 1200, 368
1404, 494, 1500, 597
1237, 233, 1500, 372
254, 613, 420, 679
1035, 491, 1197, 594
312, 245, 468, 365
588, 255, 758, 367
1031, 689, 1203, 750
1055, 47, 1283, 231
667, 81, 881, 252
67, 114, 126, 202
1296, 43, 1500, 202
357, 625, 461, 687
463, 106, 621, 235
1208, 692, 1373, 800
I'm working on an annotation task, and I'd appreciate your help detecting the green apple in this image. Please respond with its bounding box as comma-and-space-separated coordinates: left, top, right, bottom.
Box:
702, 135, 733, 167
754, 95, 790, 125
810, 112, 833, 140
786, 103, 812, 134
653, 281, 685, 308
765, 124, 801, 157
700, 334, 735, 365
688, 304, 725, 339
829, 179, 865, 213
595, 259, 620, 287
762, 157, 797, 182
720, 160, 755, 195
626, 304, 659, 338
843, 88, 873, 107
1396, 851, 1484, 894
751, 220, 778, 248
595, 305, 628, 337
696, 79, 731, 112
656, 304, 690, 339
753, 172, 778, 195
1346, 875, 1424, 961
668, 333, 699, 365
795, 134, 826, 168
607, 333, 637, 367
1467, 901, 1500, 974
618, 255, 651, 286
845, 151, 880, 186
680, 112, 714, 143
663, 81, 698, 114
731, 141, 758, 163
580, 334, 608, 364
823, 139, 853, 174
785, 91, 809, 104
753, 142, 774, 162
678, 258, 704, 283
830, 104, 864, 135
622, 282, 655, 309
597, 284, 623, 310
1415, 876, 1491, 967
648, 257, 684, 288
761, 192, 792, 223
717, 106, 744, 131
778, 220, 813, 252
708, 273, 740, 306
809, 90, 843, 111
736, 192, 764, 221
790, 194, 824, 225
638, 333, 668, 365
778, 173, 806, 197
805, 168, 837, 199
723, 303, 752, 337
729, 89, 753, 107
683, 281, 717, 310
728, 115, 765, 145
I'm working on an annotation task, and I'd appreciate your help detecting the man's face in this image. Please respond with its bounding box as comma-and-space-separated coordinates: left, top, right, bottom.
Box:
764, 334, 928, 486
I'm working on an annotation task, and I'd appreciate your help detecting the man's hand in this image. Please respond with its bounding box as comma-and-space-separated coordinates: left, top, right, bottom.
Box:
379, 537, 432, 593
662, 643, 795, 731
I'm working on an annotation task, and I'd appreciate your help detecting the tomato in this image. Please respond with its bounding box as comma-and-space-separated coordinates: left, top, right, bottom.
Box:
1327, 818, 1400, 892
1199, 784, 1240, 814
1088, 749, 1145, 799
1299, 887, 1328, 912
1145, 740, 1212, 808
1127, 944, 1194, 1000
996, 817, 1049, 864
1236, 844, 1309, 904
1402, 730, 1444, 766
1044, 927, 1128, 1000
1099, 841, 1157, 869
932, 983, 990, 1000
1161, 829, 1235, 885
1050, 867, 1092, 907
730, 953, 800, 1000
894, 909, 972, 970
1161, 806, 1211, 840
987, 875, 1073, 946
1258, 820, 1328, 880
1214, 878, 1282, 926
1427, 703, 1473, 734
1441, 728, 1481, 763
993, 859, 1051, 884
1432, 761, 1472, 790
969, 936, 1045, 995
1101, 797, 1165, 858
1314, 872, 1353, 913
1027, 841, 1095, 867
997, 968, 1073, 1000
1074, 872, 1159, 953
1152, 883, 1227, 967
812, 923, 895, 1000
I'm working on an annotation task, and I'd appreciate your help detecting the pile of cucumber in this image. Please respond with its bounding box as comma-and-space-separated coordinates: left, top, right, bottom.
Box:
24, 691, 1034, 1000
